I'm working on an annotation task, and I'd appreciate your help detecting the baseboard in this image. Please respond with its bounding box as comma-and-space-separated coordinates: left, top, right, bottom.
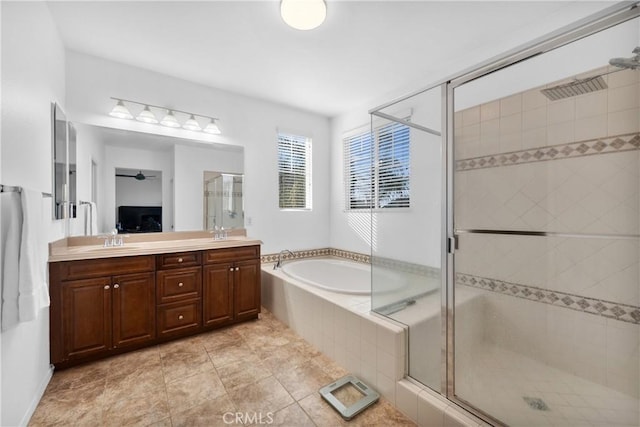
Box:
18, 364, 53, 426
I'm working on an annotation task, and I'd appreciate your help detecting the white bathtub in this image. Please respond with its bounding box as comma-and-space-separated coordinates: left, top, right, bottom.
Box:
281, 258, 371, 294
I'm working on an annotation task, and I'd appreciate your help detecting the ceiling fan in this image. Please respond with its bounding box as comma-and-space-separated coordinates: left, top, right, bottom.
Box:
116, 170, 156, 181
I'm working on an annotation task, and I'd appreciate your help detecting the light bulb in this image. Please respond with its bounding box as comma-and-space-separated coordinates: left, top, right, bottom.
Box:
160, 110, 181, 128
136, 106, 158, 124
109, 100, 133, 119
183, 114, 202, 131
203, 119, 221, 135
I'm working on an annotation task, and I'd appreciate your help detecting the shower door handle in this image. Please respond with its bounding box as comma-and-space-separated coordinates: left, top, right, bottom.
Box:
447, 235, 458, 254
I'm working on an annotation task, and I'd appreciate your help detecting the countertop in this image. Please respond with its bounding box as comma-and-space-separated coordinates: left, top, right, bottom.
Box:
49, 231, 262, 262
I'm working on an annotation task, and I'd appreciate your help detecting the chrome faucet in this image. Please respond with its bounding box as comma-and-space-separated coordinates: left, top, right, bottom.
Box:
273, 249, 294, 270
103, 228, 124, 247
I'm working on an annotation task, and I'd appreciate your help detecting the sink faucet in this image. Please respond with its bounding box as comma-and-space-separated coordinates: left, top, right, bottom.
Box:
273, 249, 294, 270
103, 228, 124, 247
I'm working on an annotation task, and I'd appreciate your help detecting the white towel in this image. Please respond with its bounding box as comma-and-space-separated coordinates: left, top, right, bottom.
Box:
17, 188, 50, 323
1, 192, 22, 330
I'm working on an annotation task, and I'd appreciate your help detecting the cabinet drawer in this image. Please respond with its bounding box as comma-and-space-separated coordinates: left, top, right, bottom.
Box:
156, 252, 202, 269
204, 245, 259, 264
157, 267, 201, 304
56, 256, 154, 280
157, 300, 201, 338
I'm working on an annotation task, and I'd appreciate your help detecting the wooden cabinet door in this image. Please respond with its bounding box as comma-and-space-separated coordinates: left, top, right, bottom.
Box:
61, 277, 112, 361
203, 263, 233, 327
233, 259, 261, 320
112, 272, 156, 349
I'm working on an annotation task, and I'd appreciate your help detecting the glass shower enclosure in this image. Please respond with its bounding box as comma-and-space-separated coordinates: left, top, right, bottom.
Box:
370, 4, 639, 426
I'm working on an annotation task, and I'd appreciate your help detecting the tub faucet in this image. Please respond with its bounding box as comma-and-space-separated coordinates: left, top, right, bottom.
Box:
274, 249, 294, 270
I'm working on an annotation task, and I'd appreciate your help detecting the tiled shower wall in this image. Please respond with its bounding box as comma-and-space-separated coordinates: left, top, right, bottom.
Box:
454, 65, 639, 397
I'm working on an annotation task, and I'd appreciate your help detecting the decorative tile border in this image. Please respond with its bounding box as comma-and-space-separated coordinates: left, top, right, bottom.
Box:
456, 272, 640, 325
456, 132, 640, 172
262, 248, 440, 277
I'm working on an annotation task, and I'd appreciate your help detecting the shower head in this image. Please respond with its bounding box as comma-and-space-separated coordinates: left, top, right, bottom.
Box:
540, 75, 608, 101
609, 47, 640, 70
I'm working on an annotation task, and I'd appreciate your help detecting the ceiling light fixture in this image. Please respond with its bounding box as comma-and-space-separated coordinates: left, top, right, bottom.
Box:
109, 99, 134, 119
182, 114, 202, 131
109, 98, 221, 135
203, 118, 221, 135
280, 0, 327, 31
136, 105, 158, 124
160, 110, 181, 128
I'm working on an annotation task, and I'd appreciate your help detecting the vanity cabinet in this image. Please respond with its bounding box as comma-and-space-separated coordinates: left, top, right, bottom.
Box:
50, 256, 156, 365
49, 244, 260, 368
155, 252, 202, 338
203, 246, 261, 328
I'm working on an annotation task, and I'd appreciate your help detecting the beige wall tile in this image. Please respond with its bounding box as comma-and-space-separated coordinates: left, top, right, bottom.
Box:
481, 100, 500, 121
575, 90, 607, 119
608, 108, 640, 135
574, 114, 607, 141
608, 83, 640, 113
499, 113, 522, 135
523, 88, 547, 111
500, 93, 522, 116
547, 121, 575, 145
523, 106, 547, 130
462, 106, 480, 126
521, 127, 547, 149
608, 67, 640, 88
548, 98, 575, 125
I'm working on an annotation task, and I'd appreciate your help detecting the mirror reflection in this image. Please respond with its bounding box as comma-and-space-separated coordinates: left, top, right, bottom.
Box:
72, 124, 244, 236
52, 103, 77, 219
115, 168, 163, 233
203, 172, 244, 231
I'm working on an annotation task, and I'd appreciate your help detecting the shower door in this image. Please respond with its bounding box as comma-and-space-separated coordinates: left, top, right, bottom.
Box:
451, 13, 640, 426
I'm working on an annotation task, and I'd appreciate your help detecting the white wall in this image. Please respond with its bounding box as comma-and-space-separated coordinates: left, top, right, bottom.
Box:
115, 173, 162, 206
0, 2, 66, 425
66, 52, 331, 254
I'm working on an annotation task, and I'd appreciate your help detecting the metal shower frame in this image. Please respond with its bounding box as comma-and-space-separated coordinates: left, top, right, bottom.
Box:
368, 1, 640, 425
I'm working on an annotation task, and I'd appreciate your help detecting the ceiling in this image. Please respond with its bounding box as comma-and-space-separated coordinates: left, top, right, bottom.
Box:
47, 1, 612, 118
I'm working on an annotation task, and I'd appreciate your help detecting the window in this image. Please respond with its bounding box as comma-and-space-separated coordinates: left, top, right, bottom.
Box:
278, 132, 312, 210
344, 120, 410, 209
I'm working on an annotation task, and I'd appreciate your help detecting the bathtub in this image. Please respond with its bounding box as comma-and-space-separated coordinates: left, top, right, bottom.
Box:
281, 258, 370, 294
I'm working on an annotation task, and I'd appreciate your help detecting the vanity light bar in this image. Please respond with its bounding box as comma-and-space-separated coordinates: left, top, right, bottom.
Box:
108, 97, 221, 134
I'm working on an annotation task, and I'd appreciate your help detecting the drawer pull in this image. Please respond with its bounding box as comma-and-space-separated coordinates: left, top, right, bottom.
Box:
113, 284, 120, 289
178, 314, 184, 320
178, 257, 183, 263
178, 282, 184, 287
104, 285, 110, 290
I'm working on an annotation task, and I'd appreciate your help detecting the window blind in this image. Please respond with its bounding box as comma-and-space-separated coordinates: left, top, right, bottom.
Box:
344, 120, 410, 209
278, 133, 312, 210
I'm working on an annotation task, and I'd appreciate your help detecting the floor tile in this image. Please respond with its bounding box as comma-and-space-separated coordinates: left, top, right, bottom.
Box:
165, 369, 227, 414
216, 356, 272, 391
170, 394, 237, 427
160, 348, 215, 384
102, 387, 170, 426
227, 375, 294, 415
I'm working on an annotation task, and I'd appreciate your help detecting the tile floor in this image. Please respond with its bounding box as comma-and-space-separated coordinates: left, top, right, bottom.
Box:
29, 308, 415, 426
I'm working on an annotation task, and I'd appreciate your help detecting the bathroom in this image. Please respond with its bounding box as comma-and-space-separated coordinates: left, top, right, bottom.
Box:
1, 1, 639, 426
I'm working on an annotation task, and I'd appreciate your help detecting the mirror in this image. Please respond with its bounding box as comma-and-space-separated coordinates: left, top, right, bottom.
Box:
203, 172, 244, 230
52, 103, 77, 219
115, 168, 163, 233
74, 124, 244, 235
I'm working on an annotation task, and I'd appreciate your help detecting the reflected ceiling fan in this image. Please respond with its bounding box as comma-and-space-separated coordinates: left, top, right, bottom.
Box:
116, 170, 156, 181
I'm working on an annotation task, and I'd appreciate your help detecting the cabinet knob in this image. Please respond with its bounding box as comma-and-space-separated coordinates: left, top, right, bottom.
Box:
113, 284, 120, 289
178, 282, 184, 287
178, 257, 183, 263
178, 314, 184, 320
235, 267, 239, 271
104, 285, 110, 290
229, 268, 233, 272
